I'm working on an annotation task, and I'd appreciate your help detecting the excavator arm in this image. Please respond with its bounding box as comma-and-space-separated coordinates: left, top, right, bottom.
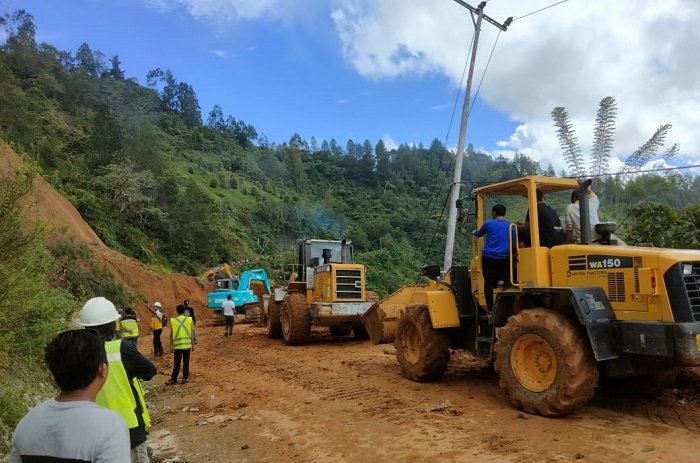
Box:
201, 263, 234, 281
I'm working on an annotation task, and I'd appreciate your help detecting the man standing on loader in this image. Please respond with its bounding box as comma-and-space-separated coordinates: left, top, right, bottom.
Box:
472, 204, 516, 311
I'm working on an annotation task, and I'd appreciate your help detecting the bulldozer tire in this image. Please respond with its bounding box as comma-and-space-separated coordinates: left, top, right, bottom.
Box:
353, 326, 370, 340
329, 326, 352, 336
282, 293, 310, 345
266, 300, 282, 339
394, 305, 449, 382
494, 308, 599, 417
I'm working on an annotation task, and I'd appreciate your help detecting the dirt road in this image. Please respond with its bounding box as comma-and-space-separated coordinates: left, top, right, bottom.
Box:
146, 323, 700, 462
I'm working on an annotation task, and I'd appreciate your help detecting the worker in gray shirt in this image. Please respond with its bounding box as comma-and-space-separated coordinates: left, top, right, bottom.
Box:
10, 329, 130, 462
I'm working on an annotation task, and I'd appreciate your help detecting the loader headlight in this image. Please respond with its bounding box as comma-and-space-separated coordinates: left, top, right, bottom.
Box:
682, 263, 694, 276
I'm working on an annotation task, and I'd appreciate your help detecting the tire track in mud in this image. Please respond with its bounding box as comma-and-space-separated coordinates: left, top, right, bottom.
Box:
220, 329, 700, 435
592, 393, 700, 431
211, 332, 544, 462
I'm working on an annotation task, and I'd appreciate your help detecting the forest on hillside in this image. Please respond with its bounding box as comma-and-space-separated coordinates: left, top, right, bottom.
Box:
1, 9, 699, 298
1, 9, 699, 454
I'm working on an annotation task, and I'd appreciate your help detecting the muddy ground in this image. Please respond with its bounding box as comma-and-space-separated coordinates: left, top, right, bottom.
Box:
144, 322, 700, 463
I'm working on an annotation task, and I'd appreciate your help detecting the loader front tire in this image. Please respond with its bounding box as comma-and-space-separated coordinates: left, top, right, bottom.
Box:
394, 305, 449, 382
266, 300, 282, 339
494, 308, 598, 417
282, 293, 310, 345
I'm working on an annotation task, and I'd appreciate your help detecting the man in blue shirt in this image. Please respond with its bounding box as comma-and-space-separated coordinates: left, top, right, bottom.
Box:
473, 204, 516, 311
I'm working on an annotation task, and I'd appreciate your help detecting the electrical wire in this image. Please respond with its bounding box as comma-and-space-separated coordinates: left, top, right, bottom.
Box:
568, 163, 700, 179
512, 0, 571, 22
419, 26, 504, 273
416, 29, 475, 272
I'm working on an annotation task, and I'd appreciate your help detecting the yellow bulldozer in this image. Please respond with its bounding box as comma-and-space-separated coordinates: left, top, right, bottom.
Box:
265, 238, 378, 345
363, 175, 700, 416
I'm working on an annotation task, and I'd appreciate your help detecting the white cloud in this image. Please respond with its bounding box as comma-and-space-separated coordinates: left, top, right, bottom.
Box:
336, 98, 349, 104
382, 133, 398, 151
210, 49, 229, 57
330, 0, 700, 173
430, 102, 452, 111
145, 0, 281, 21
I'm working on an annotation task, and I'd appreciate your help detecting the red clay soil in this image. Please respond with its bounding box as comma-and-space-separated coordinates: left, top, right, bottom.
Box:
0, 141, 209, 328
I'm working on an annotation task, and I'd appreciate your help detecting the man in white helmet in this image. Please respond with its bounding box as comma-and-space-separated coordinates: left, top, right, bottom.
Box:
80, 297, 157, 463
150, 301, 165, 357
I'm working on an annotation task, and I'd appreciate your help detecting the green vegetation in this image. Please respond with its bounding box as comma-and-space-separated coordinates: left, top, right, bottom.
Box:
1, 10, 698, 291
0, 9, 698, 456
0, 168, 75, 455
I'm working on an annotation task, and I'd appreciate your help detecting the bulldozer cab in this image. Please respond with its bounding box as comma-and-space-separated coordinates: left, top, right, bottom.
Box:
472, 176, 579, 305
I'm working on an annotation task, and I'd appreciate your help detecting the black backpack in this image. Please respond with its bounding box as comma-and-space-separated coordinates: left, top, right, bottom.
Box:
160, 313, 169, 327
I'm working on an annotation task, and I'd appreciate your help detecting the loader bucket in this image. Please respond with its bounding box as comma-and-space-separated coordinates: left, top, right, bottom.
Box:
361, 284, 433, 345
362, 302, 397, 345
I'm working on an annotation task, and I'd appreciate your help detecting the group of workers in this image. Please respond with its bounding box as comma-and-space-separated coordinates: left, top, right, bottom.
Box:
10, 297, 199, 463
473, 183, 601, 311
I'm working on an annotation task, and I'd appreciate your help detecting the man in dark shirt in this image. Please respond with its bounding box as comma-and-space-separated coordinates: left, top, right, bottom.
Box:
524, 189, 565, 247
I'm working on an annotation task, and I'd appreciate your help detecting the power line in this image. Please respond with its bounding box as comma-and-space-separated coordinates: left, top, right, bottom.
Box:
572, 163, 700, 179
513, 0, 571, 22
469, 29, 502, 117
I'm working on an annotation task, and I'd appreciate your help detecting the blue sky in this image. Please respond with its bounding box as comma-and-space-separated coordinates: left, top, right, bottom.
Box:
2, 0, 699, 174
1, 0, 516, 152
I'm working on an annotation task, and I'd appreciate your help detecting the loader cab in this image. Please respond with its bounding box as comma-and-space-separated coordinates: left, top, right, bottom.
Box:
295, 239, 353, 283
471, 176, 579, 301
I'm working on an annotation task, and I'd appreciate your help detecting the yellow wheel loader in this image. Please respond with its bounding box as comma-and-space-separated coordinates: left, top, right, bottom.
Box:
363, 175, 700, 416
266, 239, 377, 345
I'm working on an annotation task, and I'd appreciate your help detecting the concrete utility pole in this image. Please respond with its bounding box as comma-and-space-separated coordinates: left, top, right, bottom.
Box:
443, 1, 512, 272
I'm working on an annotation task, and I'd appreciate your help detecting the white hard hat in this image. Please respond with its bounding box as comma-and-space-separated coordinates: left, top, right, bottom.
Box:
153, 301, 162, 308
79, 297, 120, 327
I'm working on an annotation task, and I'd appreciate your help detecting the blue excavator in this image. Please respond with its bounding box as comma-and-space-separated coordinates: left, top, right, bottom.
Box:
203, 264, 272, 324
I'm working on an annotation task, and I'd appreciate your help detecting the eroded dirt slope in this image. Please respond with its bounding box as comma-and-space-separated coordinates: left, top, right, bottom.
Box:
0, 142, 208, 326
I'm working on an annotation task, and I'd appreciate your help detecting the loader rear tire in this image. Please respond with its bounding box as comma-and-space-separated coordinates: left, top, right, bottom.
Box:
394, 305, 449, 382
266, 300, 282, 339
494, 308, 598, 417
353, 326, 370, 340
282, 293, 310, 345
329, 326, 352, 336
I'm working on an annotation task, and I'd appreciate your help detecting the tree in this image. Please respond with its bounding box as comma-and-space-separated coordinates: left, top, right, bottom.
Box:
75, 42, 98, 77
206, 104, 225, 131
109, 55, 124, 80
552, 96, 676, 176
3, 9, 37, 50
624, 124, 675, 170
175, 81, 201, 127
590, 96, 616, 176
551, 106, 585, 177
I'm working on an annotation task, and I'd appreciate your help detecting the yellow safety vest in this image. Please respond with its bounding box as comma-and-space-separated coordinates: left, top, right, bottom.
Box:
121, 318, 139, 338
96, 339, 150, 429
171, 315, 193, 350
